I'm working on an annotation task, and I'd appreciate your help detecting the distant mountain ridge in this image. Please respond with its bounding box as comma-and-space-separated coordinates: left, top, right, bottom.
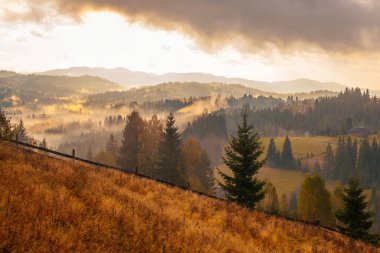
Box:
39, 67, 348, 94
0, 72, 123, 107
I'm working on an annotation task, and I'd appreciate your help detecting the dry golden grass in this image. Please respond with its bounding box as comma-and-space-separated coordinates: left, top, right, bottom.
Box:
0, 142, 378, 253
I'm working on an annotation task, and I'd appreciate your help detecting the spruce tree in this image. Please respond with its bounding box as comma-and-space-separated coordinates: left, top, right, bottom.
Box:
334, 137, 346, 180
358, 138, 371, 187
340, 137, 354, 183
117, 110, 146, 171
0, 108, 13, 139
281, 136, 295, 169
218, 109, 265, 208
156, 113, 186, 186
15, 119, 35, 144
266, 138, 278, 166
323, 143, 334, 179
336, 178, 379, 244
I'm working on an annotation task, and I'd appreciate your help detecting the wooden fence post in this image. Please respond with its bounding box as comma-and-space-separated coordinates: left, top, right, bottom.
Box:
135, 167, 138, 174
72, 149, 75, 158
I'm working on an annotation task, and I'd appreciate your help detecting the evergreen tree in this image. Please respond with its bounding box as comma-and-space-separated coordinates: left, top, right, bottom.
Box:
138, 114, 163, 176
323, 143, 334, 179
281, 136, 295, 169
266, 138, 278, 166
15, 119, 35, 144
0, 108, 14, 139
340, 137, 354, 183
336, 178, 379, 244
352, 138, 358, 173
218, 109, 265, 208
358, 138, 371, 187
156, 113, 185, 186
117, 111, 145, 171
333, 137, 346, 180
298, 174, 334, 226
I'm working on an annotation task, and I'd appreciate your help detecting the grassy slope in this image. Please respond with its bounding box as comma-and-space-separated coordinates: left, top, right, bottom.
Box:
0, 142, 378, 253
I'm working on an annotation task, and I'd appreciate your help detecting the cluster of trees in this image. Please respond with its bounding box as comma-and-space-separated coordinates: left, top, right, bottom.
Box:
185, 88, 380, 137
217, 108, 378, 244
95, 111, 214, 193
323, 137, 380, 187
0, 108, 48, 148
183, 111, 228, 140
226, 94, 282, 110
246, 88, 377, 136
104, 115, 126, 127
266, 137, 300, 170
140, 97, 209, 112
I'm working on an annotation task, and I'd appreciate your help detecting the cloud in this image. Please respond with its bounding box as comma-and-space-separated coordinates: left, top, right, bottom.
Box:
3, 0, 380, 54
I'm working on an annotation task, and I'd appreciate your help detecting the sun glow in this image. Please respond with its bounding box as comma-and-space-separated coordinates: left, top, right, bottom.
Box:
0, 7, 380, 88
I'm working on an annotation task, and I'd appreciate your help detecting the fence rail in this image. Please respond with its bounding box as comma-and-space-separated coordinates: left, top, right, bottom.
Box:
0, 137, 341, 234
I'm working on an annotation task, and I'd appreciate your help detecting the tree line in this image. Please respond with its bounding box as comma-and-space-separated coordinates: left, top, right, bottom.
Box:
266, 137, 302, 170
94, 111, 214, 193
184, 88, 380, 137
322, 137, 380, 187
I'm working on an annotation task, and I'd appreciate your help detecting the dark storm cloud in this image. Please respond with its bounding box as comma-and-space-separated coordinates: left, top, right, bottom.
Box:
4, 0, 380, 53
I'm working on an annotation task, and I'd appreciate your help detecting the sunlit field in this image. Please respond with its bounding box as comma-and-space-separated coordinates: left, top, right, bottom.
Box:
0, 142, 378, 252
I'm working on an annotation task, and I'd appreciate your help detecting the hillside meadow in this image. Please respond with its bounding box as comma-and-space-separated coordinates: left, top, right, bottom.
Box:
0, 142, 378, 253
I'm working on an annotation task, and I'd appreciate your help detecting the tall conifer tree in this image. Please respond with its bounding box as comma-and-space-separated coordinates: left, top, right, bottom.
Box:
336, 178, 379, 244
117, 110, 145, 171
0, 108, 13, 139
358, 138, 371, 187
323, 143, 334, 179
156, 113, 185, 186
281, 136, 295, 169
218, 108, 265, 208
266, 138, 278, 166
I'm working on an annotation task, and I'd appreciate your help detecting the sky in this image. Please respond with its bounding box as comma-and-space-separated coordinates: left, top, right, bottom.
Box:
1, 0, 380, 89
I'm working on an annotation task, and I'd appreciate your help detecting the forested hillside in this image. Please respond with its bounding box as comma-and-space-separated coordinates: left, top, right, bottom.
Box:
0, 72, 123, 107
184, 88, 380, 138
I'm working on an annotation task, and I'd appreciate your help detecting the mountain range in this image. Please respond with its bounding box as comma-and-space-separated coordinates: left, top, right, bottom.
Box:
39, 67, 348, 94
